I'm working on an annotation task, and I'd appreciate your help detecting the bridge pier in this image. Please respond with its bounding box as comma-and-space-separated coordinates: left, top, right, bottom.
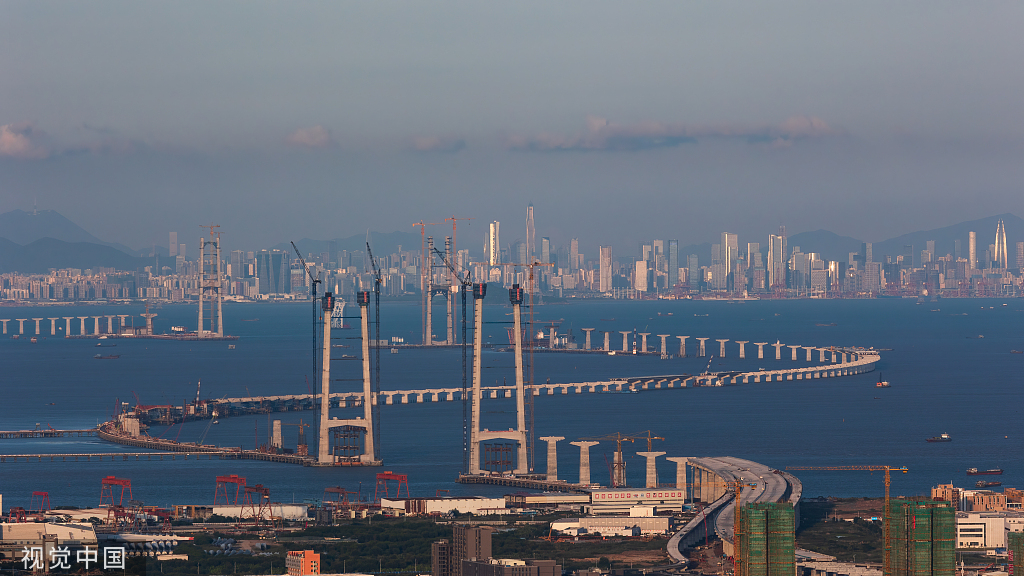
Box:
49, 318, 58, 335
117, 315, 129, 331
819, 348, 827, 362
666, 457, 688, 493
736, 340, 748, 359
93, 316, 101, 335
788, 345, 800, 360
658, 334, 669, 358
773, 341, 784, 360
571, 441, 599, 485
77, 317, 88, 336
63, 317, 73, 337
696, 337, 709, 357
32, 318, 43, 335
716, 339, 729, 357
677, 336, 689, 358
638, 332, 650, 353
16, 319, 26, 334
540, 436, 564, 481
755, 342, 767, 359
637, 451, 666, 488
603, 331, 610, 352
106, 315, 115, 333
620, 331, 630, 352
582, 328, 594, 350
832, 350, 837, 363
804, 346, 814, 361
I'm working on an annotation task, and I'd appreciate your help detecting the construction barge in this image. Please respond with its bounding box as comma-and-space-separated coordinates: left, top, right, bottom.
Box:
456, 473, 588, 494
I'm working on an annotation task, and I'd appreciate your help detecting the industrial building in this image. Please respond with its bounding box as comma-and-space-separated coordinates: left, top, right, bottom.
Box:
551, 512, 671, 537
171, 503, 308, 521
0, 522, 98, 564
586, 487, 688, 515
504, 492, 590, 510
462, 559, 560, 576
888, 499, 955, 576
734, 502, 795, 576
955, 512, 1024, 549
380, 496, 507, 517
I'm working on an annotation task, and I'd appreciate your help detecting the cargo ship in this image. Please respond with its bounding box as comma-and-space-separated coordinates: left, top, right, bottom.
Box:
94, 354, 121, 360
976, 480, 1002, 488
926, 433, 952, 443
967, 468, 1003, 475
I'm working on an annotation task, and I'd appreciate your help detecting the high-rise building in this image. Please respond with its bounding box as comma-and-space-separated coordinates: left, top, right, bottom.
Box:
722, 232, 738, 290
540, 237, 551, 265
285, 550, 321, 575
954, 240, 962, 261
968, 231, 977, 269
1009, 532, 1024, 576
888, 499, 954, 576
687, 254, 699, 289
734, 502, 795, 576
179, 244, 186, 259
768, 234, 784, 288
569, 238, 579, 270
634, 260, 648, 292
169, 232, 178, 257
452, 525, 493, 576
994, 220, 1008, 269
668, 240, 679, 287
1016, 241, 1024, 270
599, 246, 613, 293
256, 250, 291, 294
487, 222, 500, 266
525, 204, 535, 263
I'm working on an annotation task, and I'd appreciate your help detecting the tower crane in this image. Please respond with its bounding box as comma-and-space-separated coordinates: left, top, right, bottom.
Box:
492, 260, 554, 472
432, 246, 473, 474
786, 465, 908, 576
365, 238, 383, 459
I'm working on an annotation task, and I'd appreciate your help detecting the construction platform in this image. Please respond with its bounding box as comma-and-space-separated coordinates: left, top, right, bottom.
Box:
0, 428, 98, 439
456, 473, 588, 494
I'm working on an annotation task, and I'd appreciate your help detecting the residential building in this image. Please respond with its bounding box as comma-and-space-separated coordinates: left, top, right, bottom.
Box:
286, 550, 321, 575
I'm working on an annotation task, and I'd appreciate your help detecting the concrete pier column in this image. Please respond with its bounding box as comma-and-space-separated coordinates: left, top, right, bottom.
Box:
49, 318, 58, 335
696, 338, 709, 357
677, 336, 689, 357
92, 316, 101, 335
582, 328, 594, 350
819, 348, 827, 362
638, 333, 650, 353
16, 319, 26, 334
832, 350, 837, 363
271, 420, 282, 450
773, 341, 784, 360
666, 457, 689, 492
755, 342, 767, 359
1, 319, 7, 334
658, 335, 669, 358
804, 346, 814, 361
736, 341, 748, 359
77, 317, 88, 335
716, 339, 729, 357
620, 331, 630, 352
637, 451, 666, 488
571, 441, 599, 485
603, 331, 610, 351
788, 345, 800, 360
106, 316, 115, 333
63, 317, 73, 337
540, 436, 564, 481
32, 318, 43, 335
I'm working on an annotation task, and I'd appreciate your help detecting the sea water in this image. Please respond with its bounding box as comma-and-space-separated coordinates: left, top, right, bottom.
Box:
0, 297, 1021, 510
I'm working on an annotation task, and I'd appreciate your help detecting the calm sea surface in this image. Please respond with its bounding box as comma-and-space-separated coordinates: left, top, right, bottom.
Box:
1, 297, 1021, 510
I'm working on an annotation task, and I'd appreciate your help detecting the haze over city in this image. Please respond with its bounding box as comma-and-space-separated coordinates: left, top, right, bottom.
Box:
3, 2, 1024, 254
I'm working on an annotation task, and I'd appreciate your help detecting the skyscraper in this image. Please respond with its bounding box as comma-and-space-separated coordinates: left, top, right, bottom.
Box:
768, 234, 785, 288
525, 204, 535, 263
668, 240, 679, 287
487, 221, 500, 266
540, 237, 551, 265
599, 246, 613, 293
721, 232, 738, 290
687, 254, 699, 289
968, 231, 977, 269
994, 220, 1007, 269
169, 232, 178, 257
634, 260, 648, 292
569, 238, 579, 270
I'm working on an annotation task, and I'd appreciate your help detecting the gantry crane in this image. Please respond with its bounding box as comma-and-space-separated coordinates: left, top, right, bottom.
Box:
786, 465, 908, 576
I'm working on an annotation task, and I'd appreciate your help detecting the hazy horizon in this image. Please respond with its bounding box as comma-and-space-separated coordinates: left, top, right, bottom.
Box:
3, 2, 1023, 254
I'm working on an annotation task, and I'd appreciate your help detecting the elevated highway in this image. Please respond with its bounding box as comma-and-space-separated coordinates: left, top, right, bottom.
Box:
668, 457, 802, 563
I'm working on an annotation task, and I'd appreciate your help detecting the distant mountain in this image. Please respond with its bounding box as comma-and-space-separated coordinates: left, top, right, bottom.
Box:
873, 213, 1024, 264
0, 209, 137, 255
786, 230, 865, 263
273, 231, 429, 260
0, 237, 148, 274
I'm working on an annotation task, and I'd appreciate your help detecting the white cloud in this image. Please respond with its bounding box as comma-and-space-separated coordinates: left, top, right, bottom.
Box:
286, 125, 333, 148
0, 122, 49, 160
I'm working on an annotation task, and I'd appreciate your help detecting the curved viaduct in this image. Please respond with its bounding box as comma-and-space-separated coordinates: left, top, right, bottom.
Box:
667, 457, 803, 563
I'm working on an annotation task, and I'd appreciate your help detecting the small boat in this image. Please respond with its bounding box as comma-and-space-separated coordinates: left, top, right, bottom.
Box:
815, 323, 837, 327
94, 354, 121, 360
967, 468, 1003, 476
241, 318, 259, 322
390, 348, 398, 354
876, 374, 890, 388
1012, 350, 1023, 354
228, 344, 236, 349
96, 342, 117, 347
927, 433, 952, 443
976, 480, 1002, 489
30, 337, 38, 343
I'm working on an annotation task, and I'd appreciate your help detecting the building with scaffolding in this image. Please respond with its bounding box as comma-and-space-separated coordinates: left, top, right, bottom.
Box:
734, 502, 795, 576
887, 499, 954, 576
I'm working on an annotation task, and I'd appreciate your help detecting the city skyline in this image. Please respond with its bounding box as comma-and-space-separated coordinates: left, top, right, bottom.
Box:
3, 3, 1024, 251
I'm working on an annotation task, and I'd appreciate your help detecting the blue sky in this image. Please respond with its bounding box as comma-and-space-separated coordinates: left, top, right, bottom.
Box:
2, 2, 1023, 254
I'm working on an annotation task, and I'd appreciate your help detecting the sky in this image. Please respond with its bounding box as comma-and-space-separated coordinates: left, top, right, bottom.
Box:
2, 2, 1024, 255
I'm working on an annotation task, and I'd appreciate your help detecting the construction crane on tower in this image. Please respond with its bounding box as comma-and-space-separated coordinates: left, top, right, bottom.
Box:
431, 245, 474, 474
492, 260, 554, 472
365, 238, 384, 458
786, 465, 908, 576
